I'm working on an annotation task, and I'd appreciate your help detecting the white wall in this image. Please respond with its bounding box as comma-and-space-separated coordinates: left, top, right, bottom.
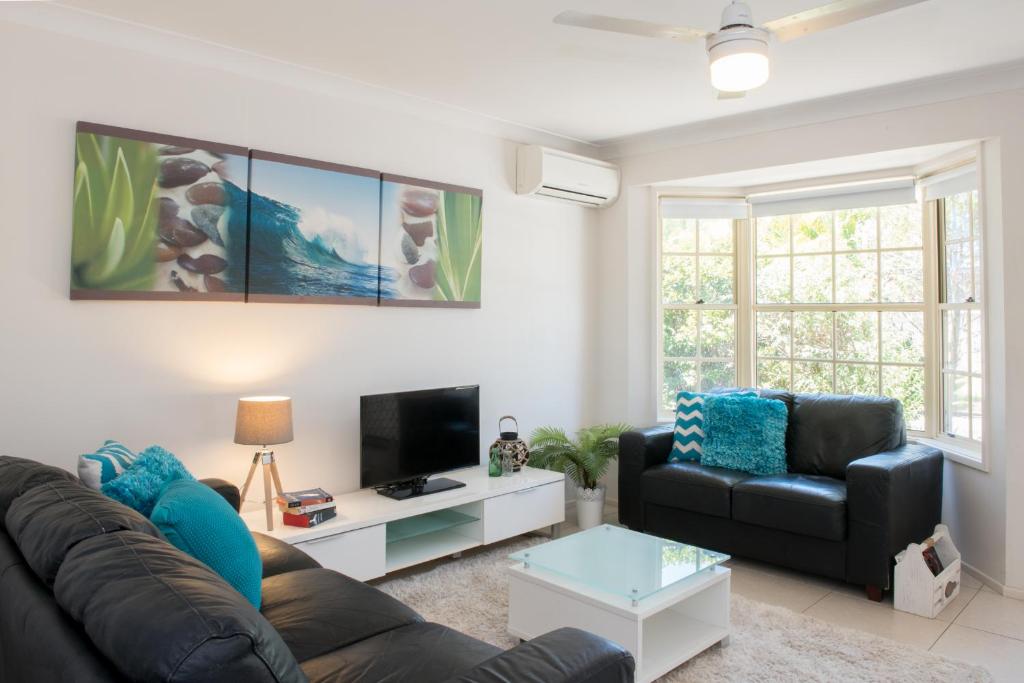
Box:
0, 18, 599, 500
595, 89, 1024, 592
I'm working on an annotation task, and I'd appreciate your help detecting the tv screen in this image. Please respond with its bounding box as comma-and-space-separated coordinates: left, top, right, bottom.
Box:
360, 385, 480, 489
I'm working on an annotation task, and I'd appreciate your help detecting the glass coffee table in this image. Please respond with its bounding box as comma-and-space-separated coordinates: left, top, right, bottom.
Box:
508, 525, 730, 683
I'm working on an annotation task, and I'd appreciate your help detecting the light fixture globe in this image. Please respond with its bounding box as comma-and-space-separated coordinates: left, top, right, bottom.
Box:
706, 28, 770, 93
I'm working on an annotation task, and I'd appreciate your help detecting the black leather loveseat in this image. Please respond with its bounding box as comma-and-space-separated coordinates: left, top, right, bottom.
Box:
0, 455, 634, 683
619, 391, 943, 601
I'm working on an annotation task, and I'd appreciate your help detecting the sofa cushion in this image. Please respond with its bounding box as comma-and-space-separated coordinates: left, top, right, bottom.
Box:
300, 622, 501, 683
0, 456, 78, 518
260, 567, 422, 663
254, 532, 321, 578
54, 531, 305, 683
732, 474, 847, 541
151, 479, 263, 608
642, 463, 751, 519
6, 480, 161, 587
672, 390, 756, 463
788, 394, 906, 479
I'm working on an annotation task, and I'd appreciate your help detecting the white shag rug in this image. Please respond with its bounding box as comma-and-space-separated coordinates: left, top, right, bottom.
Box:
376, 537, 992, 683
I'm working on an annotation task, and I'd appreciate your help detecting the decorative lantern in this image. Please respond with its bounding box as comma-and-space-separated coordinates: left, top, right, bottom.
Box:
489, 416, 530, 472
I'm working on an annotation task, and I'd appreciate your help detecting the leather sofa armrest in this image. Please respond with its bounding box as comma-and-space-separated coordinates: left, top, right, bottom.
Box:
200, 478, 241, 513
252, 532, 321, 577
443, 627, 634, 683
618, 425, 672, 531
846, 444, 944, 590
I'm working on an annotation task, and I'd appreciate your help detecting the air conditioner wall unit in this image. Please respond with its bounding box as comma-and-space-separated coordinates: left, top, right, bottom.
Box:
516, 145, 620, 208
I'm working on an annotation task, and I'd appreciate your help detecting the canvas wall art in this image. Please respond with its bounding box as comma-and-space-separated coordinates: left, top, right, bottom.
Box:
247, 151, 384, 304
71, 122, 249, 300
379, 175, 483, 308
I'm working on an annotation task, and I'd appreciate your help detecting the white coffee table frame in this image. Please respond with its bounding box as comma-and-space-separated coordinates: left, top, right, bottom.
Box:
507, 560, 730, 683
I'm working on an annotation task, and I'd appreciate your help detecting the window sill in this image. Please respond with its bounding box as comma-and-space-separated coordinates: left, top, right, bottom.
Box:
912, 437, 988, 472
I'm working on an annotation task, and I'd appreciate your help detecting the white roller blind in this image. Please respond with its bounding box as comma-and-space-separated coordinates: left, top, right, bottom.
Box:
918, 164, 977, 201
748, 178, 916, 217
660, 197, 748, 220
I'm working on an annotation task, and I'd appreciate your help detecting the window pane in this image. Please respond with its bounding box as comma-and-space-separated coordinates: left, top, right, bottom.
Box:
794, 361, 833, 393
757, 359, 791, 391
792, 212, 832, 253
699, 219, 733, 254
757, 216, 789, 255
663, 218, 696, 253
881, 311, 925, 364
943, 309, 969, 373
756, 256, 790, 303
835, 208, 877, 251
700, 361, 735, 391
885, 365, 925, 431
700, 310, 735, 358
836, 252, 878, 303
662, 255, 696, 304
880, 250, 923, 303
756, 311, 790, 358
972, 377, 983, 442
942, 372, 970, 438
836, 363, 879, 395
662, 361, 696, 411
699, 255, 735, 304
793, 311, 833, 360
944, 242, 972, 303
663, 309, 697, 358
971, 310, 983, 374
836, 311, 878, 362
880, 204, 922, 249
944, 192, 971, 242
793, 254, 832, 303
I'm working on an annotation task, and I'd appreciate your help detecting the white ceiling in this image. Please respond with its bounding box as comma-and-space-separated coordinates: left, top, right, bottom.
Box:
56, 0, 1024, 144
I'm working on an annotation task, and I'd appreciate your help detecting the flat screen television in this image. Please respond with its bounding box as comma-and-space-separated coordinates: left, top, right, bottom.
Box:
360, 385, 479, 500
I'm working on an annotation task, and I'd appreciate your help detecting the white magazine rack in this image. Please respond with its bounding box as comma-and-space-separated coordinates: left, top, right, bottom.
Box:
894, 524, 961, 618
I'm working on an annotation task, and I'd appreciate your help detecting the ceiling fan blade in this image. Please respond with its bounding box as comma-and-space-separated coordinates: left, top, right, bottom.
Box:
553, 10, 707, 42
763, 0, 929, 42
716, 89, 747, 100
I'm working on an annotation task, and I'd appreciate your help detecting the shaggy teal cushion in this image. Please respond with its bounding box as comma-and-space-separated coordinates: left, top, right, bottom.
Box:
702, 395, 788, 476
101, 446, 194, 516
151, 479, 262, 608
672, 390, 756, 463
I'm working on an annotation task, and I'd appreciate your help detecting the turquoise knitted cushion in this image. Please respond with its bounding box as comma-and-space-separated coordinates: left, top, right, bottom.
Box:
151, 479, 262, 608
78, 440, 137, 490
702, 395, 788, 476
101, 446, 194, 516
671, 390, 756, 463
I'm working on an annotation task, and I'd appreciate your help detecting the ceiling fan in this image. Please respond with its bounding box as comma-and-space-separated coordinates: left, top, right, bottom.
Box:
554, 0, 929, 98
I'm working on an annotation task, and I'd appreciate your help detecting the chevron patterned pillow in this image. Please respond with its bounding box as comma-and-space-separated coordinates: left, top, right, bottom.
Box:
671, 390, 756, 463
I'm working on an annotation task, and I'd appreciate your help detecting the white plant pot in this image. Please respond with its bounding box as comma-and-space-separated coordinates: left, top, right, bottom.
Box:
576, 485, 606, 530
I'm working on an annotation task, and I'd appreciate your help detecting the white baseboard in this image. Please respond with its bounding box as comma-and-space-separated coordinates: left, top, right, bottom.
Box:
961, 561, 1024, 598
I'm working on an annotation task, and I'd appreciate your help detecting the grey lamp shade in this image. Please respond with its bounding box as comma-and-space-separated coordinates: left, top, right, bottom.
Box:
234, 396, 293, 446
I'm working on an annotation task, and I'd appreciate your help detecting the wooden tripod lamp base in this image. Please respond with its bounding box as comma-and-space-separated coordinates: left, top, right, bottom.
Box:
240, 449, 284, 531
234, 396, 294, 532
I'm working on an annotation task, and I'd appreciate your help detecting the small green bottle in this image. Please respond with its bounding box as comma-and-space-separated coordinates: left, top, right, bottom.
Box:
488, 446, 503, 477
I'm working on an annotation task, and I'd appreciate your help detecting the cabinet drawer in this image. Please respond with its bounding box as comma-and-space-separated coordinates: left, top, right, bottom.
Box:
483, 482, 564, 544
294, 524, 385, 581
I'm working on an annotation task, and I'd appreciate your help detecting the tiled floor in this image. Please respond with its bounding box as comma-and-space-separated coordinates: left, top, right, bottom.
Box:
574, 504, 1024, 681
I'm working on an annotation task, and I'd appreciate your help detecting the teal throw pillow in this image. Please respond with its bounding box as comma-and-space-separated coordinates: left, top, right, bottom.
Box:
671, 390, 755, 463
101, 446, 194, 516
78, 440, 137, 490
702, 395, 788, 475
151, 479, 262, 608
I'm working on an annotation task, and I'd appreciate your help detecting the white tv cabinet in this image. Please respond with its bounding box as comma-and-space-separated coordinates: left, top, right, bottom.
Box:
240, 466, 565, 581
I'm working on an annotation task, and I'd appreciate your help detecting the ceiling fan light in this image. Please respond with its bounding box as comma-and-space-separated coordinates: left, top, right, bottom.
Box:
707, 35, 770, 93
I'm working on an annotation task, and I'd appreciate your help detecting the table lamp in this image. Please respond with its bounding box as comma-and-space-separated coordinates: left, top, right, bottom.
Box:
234, 396, 293, 531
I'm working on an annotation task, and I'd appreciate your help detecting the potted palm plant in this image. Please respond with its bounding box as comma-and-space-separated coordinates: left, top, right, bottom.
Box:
528, 423, 631, 530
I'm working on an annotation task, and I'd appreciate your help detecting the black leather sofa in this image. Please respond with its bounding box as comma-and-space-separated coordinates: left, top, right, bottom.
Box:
619, 391, 944, 601
0, 455, 634, 682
